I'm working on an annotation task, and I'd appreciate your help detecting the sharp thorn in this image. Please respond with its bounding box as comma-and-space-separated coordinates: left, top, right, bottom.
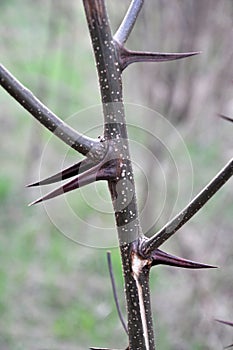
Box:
28, 160, 117, 205
26, 158, 94, 187
216, 320, 233, 348
218, 114, 233, 123
90, 348, 125, 350
28, 173, 97, 205
215, 319, 233, 327
90, 348, 128, 350
151, 249, 217, 269
120, 46, 201, 69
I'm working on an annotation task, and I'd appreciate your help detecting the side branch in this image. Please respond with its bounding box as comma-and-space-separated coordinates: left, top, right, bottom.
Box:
0, 64, 105, 160
114, 0, 144, 45
143, 158, 233, 255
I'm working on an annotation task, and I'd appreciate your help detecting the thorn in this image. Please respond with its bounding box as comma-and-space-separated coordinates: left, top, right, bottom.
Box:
28, 160, 117, 205
151, 249, 217, 269
90, 348, 128, 350
215, 319, 233, 327
26, 158, 94, 187
90, 348, 113, 350
218, 114, 233, 123
119, 45, 201, 70
215, 320, 233, 348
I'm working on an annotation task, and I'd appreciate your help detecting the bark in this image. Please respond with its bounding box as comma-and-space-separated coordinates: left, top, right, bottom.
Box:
1, 1, 233, 349
83, 1, 154, 349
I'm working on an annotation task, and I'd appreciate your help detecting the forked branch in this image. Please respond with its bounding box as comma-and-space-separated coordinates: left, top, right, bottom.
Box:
1, 0, 232, 349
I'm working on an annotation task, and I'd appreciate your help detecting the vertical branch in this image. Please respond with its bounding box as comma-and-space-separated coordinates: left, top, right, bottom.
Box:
83, 1, 155, 349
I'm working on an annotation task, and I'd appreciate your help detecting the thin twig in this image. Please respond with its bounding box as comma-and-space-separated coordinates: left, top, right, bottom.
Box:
0, 64, 105, 160
143, 158, 233, 254
107, 251, 128, 335
114, 0, 144, 45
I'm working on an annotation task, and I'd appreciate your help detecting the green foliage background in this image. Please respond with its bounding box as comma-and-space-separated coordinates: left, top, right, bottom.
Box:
0, 1, 232, 349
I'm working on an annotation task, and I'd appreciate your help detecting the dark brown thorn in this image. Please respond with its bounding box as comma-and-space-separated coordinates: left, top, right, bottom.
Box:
216, 320, 233, 348
118, 45, 201, 70
90, 348, 128, 350
26, 158, 95, 187
107, 251, 128, 335
29, 160, 116, 206
216, 319, 233, 327
218, 114, 233, 123
150, 249, 217, 269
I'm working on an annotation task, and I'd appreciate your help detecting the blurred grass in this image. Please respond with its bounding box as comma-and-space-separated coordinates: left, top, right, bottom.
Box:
0, 0, 233, 349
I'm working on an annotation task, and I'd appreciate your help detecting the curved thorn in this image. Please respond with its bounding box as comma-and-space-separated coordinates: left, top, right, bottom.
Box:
119, 46, 201, 70
218, 114, 233, 123
151, 249, 217, 269
29, 161, 116, 206
26, 158, 95, 187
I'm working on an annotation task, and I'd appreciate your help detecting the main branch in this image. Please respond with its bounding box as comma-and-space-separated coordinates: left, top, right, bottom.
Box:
83, 1, 154, 349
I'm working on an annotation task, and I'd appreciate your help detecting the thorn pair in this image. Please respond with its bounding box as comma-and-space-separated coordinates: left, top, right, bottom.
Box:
28, 157, 116, 206
216, 319, 233, 348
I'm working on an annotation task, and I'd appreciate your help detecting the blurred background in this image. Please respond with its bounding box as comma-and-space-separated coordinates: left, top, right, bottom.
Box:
0, 0, 232, 349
